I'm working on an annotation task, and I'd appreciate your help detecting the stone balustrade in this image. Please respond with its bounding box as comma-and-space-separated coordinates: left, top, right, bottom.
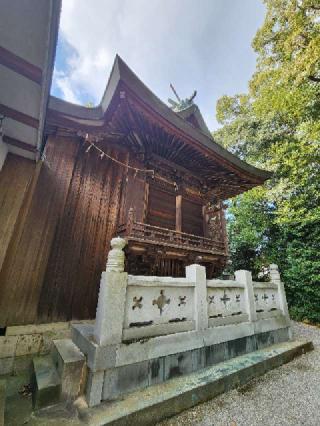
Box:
94, 237, 290, 345
72, 237, 291, 407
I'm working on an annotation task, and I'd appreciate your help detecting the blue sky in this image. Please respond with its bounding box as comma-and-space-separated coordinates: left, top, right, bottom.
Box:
52, 0, 265, 131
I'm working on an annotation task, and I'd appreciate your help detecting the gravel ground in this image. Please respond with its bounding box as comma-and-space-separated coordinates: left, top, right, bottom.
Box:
158, 321, 320, 426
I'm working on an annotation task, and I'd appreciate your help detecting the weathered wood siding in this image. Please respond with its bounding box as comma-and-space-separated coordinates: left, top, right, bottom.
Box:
0, 155, 35, 272
38, 139, 128, 322
0, 136, 132, 326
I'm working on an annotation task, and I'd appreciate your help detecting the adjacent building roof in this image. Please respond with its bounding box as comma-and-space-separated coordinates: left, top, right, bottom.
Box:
0, 0, 61, 161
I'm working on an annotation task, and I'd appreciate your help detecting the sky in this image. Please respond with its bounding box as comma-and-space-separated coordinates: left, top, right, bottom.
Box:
51, 0, 265, 131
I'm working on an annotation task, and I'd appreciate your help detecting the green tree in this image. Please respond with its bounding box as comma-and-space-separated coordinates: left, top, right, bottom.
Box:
214, 0, 320, 322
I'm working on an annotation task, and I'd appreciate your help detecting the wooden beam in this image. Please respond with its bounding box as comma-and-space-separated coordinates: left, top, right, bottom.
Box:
0, 104, 39, 129
3, 135, 37, 153
176, 195, 182, 232
0, 46, 42, 84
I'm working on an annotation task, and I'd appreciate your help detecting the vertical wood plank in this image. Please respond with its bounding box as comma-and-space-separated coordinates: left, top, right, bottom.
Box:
0, 154, 35, 273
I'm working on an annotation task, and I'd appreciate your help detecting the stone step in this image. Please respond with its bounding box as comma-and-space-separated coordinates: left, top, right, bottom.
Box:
32, 355, 61, 410
79, 339, 313, 426
51, 338, 85, 400
0, 379, 6, 426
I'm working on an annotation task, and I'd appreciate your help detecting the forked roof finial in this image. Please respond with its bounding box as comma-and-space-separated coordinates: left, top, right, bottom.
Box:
168, 84, 197, 112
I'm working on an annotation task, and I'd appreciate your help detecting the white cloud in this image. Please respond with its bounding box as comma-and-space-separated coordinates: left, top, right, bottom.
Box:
53, 69, 80, 104
53, 0, 265, 129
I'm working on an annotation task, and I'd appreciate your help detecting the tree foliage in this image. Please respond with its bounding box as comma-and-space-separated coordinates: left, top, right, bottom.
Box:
214, 0, 320, 322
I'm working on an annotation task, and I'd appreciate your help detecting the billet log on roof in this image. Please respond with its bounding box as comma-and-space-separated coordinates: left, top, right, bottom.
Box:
46, 54, 270, 200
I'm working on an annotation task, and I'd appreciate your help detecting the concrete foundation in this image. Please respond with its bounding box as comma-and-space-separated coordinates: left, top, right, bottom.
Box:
72, 320, 291, 406
80, 339, 313, 426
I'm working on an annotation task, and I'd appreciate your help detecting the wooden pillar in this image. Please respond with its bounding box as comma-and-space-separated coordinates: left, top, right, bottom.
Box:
176, 195, 182, 232
202, 205, 208, 238
142, 182, 149, 223
220, 201, 228, 255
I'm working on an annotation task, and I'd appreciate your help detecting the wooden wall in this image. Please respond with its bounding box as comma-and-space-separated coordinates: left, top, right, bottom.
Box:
0, 136, 130, 326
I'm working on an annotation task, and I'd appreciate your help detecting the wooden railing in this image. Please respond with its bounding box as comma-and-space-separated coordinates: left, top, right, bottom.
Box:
117, 220, 226, 255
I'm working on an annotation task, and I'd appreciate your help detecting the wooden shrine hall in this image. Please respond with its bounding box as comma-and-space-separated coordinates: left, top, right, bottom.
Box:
46, 56, 270, 277
0, 55, 270, 325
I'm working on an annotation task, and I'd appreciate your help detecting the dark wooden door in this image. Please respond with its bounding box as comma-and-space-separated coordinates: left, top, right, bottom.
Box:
147, 186, 176, 230
182, 198, 204, 236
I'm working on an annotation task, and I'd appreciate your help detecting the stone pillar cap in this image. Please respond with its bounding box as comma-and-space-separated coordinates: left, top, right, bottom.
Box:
106, 237, 127, 272
110, 237, 126, 249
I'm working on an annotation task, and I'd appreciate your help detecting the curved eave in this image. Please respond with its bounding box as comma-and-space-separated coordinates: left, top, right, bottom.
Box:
47, 55, 271, 184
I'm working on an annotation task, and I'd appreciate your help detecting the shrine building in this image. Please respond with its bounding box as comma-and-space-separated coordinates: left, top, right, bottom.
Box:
1, 6, 308, 423
0, 7, 270, 327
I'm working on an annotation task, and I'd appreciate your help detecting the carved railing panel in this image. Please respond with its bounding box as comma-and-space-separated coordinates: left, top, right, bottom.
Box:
253, 282, 280, 319
206, 280, 248, 327
122, 276, 195, 340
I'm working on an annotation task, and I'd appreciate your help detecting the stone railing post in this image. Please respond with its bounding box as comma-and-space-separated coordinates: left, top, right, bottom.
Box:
269, 264, 289, 319
185, 264, 208, 331
94, 237, 128, 346
235, 270, 257, 322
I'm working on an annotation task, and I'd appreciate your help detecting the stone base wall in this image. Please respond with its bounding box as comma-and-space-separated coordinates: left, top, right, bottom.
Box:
72, 316, 292, 406
0, 321, 92, 376
102, 327, 291, 401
